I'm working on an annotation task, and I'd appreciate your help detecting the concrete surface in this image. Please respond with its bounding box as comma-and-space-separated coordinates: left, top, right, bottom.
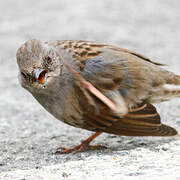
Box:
1, 0, 180, 179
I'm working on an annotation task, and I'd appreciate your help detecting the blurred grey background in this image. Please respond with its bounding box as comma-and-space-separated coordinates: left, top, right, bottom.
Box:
1, 0, 180, 179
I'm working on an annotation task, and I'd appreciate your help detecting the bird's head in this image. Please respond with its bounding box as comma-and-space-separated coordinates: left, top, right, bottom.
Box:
16, 39, 62, 93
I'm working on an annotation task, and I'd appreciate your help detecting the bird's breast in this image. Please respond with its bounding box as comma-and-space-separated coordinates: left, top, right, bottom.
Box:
31, 85, 85, 128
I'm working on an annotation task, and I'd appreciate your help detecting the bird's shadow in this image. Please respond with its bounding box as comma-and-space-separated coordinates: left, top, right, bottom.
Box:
102, 135, 179, 154
52, 134, 179, 156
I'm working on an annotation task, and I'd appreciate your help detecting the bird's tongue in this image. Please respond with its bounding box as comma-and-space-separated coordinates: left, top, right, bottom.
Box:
33, 68, 48, 84
38, 70, 48, 84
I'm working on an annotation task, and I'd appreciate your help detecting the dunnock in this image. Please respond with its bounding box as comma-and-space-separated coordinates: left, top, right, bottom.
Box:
16, 40, 180, 153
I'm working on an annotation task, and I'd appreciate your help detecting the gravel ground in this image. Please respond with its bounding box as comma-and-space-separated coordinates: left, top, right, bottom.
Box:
1, 0, 180, 179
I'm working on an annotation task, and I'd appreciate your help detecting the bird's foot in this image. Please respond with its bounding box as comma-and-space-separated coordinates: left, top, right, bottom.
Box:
57, 143, 106, 154
55, 132, 104, 154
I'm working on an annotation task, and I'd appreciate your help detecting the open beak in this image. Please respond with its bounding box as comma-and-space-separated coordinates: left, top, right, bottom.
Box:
33, 68, 48, 84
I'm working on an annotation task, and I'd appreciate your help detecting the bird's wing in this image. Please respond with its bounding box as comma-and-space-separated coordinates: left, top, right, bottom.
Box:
66, 43, 177, 136
82, 102, 177, 136
78, 46, 165, 106
79, 48, 132, 92
67, 40, 164, 66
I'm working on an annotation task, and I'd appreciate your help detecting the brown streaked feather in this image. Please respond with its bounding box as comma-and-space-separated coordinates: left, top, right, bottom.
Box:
129, 103, 147, 112
53, 40, 164, 68
56, 41, 177, 136
60, 41, 166, 107
82, 103, 177, 136
71, 67, 177, 136
103, 124, 177, 136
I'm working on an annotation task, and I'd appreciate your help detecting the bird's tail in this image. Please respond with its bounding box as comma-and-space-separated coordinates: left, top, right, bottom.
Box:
163, 70, 180, 85
149, 70, 180, 103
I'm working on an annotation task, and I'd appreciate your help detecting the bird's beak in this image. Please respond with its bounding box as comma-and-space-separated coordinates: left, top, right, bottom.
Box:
33, 68, 48, 84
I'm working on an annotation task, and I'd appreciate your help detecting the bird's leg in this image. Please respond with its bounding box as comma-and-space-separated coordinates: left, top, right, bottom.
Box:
65, 64, 125, 114
57, 132, 105, 154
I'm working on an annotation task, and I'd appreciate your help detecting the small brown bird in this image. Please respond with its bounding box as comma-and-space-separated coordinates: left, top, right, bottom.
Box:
17, 39, 180, 153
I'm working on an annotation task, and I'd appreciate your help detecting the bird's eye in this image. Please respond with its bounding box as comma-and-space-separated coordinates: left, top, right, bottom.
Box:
46, 56, 52, 63
21, 72, 27, 78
